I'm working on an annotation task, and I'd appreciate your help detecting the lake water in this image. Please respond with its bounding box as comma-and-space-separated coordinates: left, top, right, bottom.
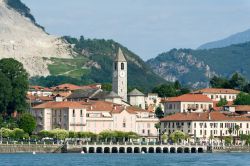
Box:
0, 153, 248, 166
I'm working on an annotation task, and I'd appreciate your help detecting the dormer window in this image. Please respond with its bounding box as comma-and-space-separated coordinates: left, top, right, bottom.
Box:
121, 63, 124, 70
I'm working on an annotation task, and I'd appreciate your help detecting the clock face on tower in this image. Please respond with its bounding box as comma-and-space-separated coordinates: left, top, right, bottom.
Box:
119, 71, 125, 77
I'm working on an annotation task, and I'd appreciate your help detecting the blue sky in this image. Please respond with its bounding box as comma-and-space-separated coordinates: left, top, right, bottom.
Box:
22, 0, 250, 60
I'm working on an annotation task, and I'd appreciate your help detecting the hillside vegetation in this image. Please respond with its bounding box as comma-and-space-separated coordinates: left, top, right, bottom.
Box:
147, 42, 250, 88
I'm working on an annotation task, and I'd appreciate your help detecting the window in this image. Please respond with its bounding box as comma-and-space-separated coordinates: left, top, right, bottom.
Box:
72, 109, 75, 117
121, 63, 124, 70
80, 110, 83, 117
123, 122, 126, 128
211, 95, 214, 99
142, 129, 145, 134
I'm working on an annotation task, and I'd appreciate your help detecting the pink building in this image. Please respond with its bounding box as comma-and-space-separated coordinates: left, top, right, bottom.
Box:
31, 100, 159, 141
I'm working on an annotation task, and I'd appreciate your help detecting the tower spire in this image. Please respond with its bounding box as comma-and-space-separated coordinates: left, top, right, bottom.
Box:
115, 47, 126, 62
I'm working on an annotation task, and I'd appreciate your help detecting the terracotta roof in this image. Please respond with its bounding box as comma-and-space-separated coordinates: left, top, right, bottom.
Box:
29, 86, 52, 91
33, 101, 86, 109
160, 112, 250, 122
192, 88, 240, 94
52, 84, 83, 91
27, 95, 53, 102
234, 105, 250, 112
162, 94, 213, 103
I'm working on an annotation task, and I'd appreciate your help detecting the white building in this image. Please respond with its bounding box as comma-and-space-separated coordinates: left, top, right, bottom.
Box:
192, 88, 240, 102
128, 89, 145, 109
162, 94, 214, 115
145, 93, 162, 112
160, 111, 250, 142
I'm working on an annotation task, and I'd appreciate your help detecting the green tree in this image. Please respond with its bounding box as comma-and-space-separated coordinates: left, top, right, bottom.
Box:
235, 125, 240, 138
155, 107, 164, 118
102, 83, 112, 91
50, 128, 69, 140
0, 72, 12, 114
69, 131, 78, 138
210, 76, 231, 88
225, 136, 232, 145
152, 84, 178, 97
12, 128, 26, 140
234, 92, 250, 105
169, 130, 188, 143
229, 73, 246, 90
228, 127, 233, 136
216, 98, 228, 107
18, 113, 36, 135
0, 58, 29, 114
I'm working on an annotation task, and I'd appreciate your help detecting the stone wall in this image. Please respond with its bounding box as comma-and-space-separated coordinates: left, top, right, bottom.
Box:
0, 144, 61, 153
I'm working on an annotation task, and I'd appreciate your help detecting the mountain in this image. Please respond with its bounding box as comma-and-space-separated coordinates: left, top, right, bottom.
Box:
198, 29, 250, 49
147, 42, 250, 88
0, 0, 73, 76
0, 0, 166, 90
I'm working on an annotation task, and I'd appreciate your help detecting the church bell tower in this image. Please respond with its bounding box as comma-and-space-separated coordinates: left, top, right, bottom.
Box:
112, 48, 127, 101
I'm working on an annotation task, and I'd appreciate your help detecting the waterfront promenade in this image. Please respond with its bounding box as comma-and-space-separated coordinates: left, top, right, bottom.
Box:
65, 142, 208, 153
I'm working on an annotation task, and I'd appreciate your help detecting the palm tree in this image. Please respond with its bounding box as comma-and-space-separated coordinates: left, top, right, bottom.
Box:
235, 125, 240, 138
228, 127, 233, 136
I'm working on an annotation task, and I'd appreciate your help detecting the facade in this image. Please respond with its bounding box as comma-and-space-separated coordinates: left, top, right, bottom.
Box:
160, 112, 250, 142
162, 94, 214, 114
192, 88, 240, 102
128, 89, 145, 109
31, 100, 159, 141
112, 48, 127, 101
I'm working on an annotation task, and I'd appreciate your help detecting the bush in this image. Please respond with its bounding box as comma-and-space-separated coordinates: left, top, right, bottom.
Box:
225, 136, 232, 145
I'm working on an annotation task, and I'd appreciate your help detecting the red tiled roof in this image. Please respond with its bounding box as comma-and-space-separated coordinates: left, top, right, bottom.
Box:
27, 95, 53, 101
234, 105, 250, 112
160, 112, 250, 122
29, 86, 52, 91
52, 84, 83, 91
192, 88, 240, 94
33, 101, 86, 109
162, 94, 213, 103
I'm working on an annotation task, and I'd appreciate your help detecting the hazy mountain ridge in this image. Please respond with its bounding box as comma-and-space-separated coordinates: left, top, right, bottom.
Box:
198, 29, 250, 49
148, 42, 250, 88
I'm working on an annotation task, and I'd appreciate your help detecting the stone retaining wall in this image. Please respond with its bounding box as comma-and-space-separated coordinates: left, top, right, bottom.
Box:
0, 144, 61, 153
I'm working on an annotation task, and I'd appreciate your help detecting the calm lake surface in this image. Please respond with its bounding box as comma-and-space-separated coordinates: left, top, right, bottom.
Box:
0, 153, 248, 166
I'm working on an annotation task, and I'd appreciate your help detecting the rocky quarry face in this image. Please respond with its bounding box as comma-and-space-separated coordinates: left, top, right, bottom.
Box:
0, 0, 73, 76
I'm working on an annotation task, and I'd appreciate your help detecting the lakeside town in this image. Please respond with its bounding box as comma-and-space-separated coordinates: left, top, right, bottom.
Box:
1, 49, 250, 154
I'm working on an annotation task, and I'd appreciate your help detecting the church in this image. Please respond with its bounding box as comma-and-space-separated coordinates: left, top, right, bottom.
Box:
112, 48, 146, 109
66, 48, 154, 110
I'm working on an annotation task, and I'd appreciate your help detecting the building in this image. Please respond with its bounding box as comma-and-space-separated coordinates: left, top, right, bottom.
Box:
160, 111, 250, 142
161, 94, 214, 114
31, 100, 159, 141
145, 93, 162, 112
128, 89, 145, 109
224, 105, 250, 116
28, 86, 52, 97
112, 48, 127, 101
192, 88, 240, 102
